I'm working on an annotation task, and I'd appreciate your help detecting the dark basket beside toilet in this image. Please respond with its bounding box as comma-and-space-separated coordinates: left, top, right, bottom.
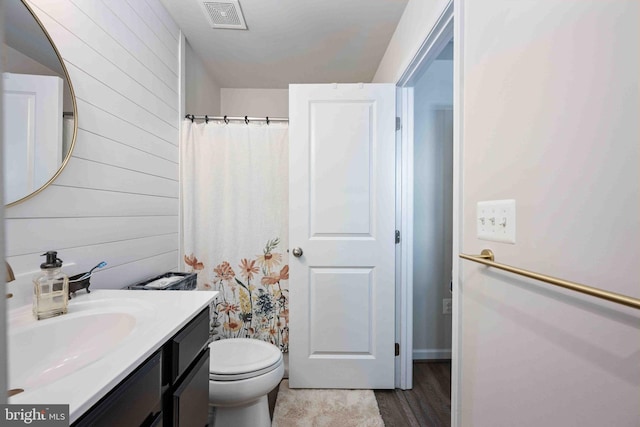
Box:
126, 272, 197, 290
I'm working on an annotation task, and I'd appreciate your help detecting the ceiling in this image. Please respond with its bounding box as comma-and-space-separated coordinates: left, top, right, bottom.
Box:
160, 0, 409, 88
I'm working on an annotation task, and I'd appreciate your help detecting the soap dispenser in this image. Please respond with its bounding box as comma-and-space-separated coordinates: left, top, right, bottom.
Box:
33, 251, 69, 320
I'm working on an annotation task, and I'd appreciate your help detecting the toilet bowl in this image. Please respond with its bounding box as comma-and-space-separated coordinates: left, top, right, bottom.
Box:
208, 338, 284, 427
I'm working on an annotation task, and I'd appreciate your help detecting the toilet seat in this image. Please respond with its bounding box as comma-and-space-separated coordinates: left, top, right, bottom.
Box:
209, 338, 283, 381
210, 358, 282, 381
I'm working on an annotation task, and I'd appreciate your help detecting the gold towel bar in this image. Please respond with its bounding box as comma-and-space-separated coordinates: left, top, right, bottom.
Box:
459, 249, 640, 310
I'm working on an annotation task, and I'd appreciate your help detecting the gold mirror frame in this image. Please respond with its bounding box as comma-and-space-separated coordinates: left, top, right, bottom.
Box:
5, 0, 78, 208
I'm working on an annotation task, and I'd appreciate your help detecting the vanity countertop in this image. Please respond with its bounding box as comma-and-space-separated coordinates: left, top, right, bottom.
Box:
8, 289, 218, 423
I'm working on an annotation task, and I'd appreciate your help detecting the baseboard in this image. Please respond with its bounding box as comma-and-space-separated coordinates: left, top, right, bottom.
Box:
413, 349, 451, 360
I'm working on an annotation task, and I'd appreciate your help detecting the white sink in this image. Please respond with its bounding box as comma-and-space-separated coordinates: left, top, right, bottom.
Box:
9, 312, 136, 390
8, 297, 155, 392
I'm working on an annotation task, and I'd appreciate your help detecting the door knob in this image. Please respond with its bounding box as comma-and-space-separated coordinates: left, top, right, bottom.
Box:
292, 247, 303, 258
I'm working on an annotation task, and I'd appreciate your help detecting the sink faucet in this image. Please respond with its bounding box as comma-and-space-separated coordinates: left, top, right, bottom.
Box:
6, 261, 15, 299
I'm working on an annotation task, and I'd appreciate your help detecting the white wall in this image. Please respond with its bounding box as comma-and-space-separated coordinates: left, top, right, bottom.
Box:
185, 40, 220, 116
372, 0, 449, 84
412, 59, 453, 359
3, 44, 60, 77
220, 88, 288, 117
460, 1, 639, 425
6, 0, 182, 306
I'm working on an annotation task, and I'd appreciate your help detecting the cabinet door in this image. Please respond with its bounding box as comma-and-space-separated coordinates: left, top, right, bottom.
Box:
169, 308, 210, 383
172, 349, 210, 427
74, 351, 162, 427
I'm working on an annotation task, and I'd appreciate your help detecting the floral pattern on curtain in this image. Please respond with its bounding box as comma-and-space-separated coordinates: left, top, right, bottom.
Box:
184, 237, 289, 351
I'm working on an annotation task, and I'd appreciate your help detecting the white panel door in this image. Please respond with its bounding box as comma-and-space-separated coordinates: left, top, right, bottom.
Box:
3, 73, 63, 203
289, 83, 396, 389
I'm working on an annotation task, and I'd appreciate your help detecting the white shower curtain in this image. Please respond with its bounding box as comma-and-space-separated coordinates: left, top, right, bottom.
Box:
181, 120, 289, 351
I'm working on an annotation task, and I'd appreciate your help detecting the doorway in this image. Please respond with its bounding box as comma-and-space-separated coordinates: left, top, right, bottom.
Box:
393, 1, 459, 425
412, 42, 454, 363
381, 36, 455, 426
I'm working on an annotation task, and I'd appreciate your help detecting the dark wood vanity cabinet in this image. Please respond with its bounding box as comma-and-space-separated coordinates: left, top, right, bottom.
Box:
72, 308, 210, 427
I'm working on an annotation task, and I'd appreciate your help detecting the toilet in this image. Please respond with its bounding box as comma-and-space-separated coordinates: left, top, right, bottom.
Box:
208, 338, 284, 427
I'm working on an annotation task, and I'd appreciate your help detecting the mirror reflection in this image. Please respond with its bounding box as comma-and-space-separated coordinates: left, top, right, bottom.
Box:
2, 0, 76, 206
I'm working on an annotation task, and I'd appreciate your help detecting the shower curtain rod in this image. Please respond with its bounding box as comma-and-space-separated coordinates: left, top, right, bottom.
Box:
185, 114, 288, 124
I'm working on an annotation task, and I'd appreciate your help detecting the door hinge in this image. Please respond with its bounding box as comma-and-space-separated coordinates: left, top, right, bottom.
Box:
395, 230, 400, 244
395, 343, 400, 356
395, 117, 401, 131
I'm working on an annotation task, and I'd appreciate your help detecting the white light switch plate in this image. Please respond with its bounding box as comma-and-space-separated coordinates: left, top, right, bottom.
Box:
477, 199, 516, 243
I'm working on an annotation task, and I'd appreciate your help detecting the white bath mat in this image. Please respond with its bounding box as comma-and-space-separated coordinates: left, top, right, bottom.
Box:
272, 380, 384, 427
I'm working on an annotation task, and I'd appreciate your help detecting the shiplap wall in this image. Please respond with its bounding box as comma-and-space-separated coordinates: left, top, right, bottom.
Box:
6, 0, 182, 303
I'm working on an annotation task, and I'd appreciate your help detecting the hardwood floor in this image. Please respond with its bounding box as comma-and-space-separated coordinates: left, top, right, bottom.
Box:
375, 361, 452, 427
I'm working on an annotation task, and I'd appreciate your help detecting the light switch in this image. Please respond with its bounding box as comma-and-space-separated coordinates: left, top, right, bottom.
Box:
477, 199, 516, 244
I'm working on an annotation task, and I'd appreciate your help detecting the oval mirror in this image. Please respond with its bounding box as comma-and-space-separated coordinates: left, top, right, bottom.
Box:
3, 0, 77, 207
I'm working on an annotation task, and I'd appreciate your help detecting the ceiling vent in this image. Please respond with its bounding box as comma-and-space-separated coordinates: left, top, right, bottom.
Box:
200, 1, 247, 30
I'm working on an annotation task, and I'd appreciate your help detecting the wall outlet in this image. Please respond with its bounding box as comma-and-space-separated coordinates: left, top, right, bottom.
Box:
442, 298, 452, 314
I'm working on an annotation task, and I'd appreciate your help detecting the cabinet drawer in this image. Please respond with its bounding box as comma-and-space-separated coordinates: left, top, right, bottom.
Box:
172, 349, 210, 427
74, 351, 162, 427
169, 308, 209, 383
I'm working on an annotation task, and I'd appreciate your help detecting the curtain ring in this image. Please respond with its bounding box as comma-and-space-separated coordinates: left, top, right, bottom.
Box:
224, 115, 229, 124
205, 115, 209, 124
189, 114, 194, 123
266, 116, 270, 125
245, 116, 249, 125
